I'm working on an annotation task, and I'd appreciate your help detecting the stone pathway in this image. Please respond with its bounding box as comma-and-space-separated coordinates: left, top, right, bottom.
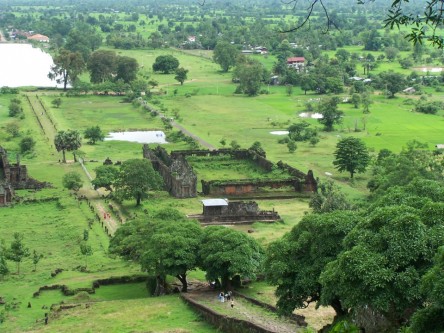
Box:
186, 289, 303, 333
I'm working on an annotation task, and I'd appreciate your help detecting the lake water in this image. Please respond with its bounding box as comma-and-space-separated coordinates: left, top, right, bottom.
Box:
105, 131, 168, 144
0, 44, 62, 88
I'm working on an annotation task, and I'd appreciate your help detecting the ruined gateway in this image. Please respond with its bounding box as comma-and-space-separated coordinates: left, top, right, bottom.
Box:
0, 146, 48, 206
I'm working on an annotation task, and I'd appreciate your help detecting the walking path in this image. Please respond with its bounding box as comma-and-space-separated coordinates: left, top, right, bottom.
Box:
25, 94, 58, 143
185, 288, 304, 333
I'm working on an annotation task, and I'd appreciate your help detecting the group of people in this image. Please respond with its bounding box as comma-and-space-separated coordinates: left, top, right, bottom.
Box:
218, 291, 235, 308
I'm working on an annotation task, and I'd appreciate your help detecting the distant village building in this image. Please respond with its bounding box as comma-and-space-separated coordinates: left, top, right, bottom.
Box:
287, 57, 305, 72
254, 46, 268, 55
27, 34, 50, 43
403, 87, 416, 94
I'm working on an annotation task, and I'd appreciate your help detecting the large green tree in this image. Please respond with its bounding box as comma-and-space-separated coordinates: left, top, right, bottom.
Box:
114, 159, 163, 206
110, 209, 202, 294
54, 130, 82, 163
152, 55, 179, 74
320, 204, 438, 332
233, 58, 267, 96
116, 56, 139, 83
198, 226, 263, 289
333, 137, 370, 179
84, 125, 104, 144
265, 211, 359, 317
174, 67, 188, 85
87, 50, 117, 84
92, 165, 118, 192
213, 41, 238, 72
379, 71, 406, 98
48, 49, 85, 91
317, 97, 343, 132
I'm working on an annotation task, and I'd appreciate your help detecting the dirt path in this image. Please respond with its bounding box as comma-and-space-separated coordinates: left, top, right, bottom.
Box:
170, 119, 215, 150
95, 201, 120, 235
25, 94, 58, 143
186, 289, 303, 333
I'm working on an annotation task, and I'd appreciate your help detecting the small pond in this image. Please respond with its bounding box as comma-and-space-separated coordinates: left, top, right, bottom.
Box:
299, 112, 323, 119
104, 131, 167, 144
270, 131, 289, 135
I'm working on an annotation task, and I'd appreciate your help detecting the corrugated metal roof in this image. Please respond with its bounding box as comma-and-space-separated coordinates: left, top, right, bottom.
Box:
201, 199, 228, 207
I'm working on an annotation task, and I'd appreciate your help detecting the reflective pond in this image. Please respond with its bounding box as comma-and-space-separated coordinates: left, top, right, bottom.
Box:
104, 131, 167, 144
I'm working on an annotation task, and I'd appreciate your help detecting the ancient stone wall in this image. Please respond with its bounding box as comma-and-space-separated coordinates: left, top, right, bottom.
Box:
198, 201, 280, 224
201, 179, 299, 196
0, 147, 49, 206
144, 145, 316, 199
143, 144, 197, 198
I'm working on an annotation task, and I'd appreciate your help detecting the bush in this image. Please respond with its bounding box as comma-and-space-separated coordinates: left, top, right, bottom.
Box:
0, 87, 19, 94
19, 137, 36, 154
287, 141, 297, 153
5, 122, 20, 137
415, 101, 442, 114
8, 101, 23, 117
62, 172, 83, 191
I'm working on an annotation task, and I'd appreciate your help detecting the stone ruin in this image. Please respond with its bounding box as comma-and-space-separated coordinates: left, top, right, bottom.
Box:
188, 198, 281, 225
143, 145, 197, 198
0, 146, 49, 206
143, 145, 317, 199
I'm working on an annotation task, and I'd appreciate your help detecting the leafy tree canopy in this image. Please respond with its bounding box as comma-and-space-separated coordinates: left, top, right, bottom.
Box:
92, 165, 118, 192
152, 55, 179, 74
84, 125, 105, 144
110, 209, 202, 294
198, 226, 264, 289
333, 136, 370, 179
213, 41, 238, 72
114, 159, 163, 206
265, 211, 359, 316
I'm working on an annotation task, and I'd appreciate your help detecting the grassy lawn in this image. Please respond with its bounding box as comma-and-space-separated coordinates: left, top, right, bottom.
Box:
30, 295, 217, 333
186, 155, 291, 182
0, 199, 142, 332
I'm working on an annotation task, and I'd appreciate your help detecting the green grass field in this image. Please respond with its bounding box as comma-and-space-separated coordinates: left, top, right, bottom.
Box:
186, 155, 291, 181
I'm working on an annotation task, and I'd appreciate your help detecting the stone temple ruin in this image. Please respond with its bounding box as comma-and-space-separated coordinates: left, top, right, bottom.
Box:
0, 146, 48, 206
143, 145, 198, 198
187, 198, 281, 225
143, 144, 317, 199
